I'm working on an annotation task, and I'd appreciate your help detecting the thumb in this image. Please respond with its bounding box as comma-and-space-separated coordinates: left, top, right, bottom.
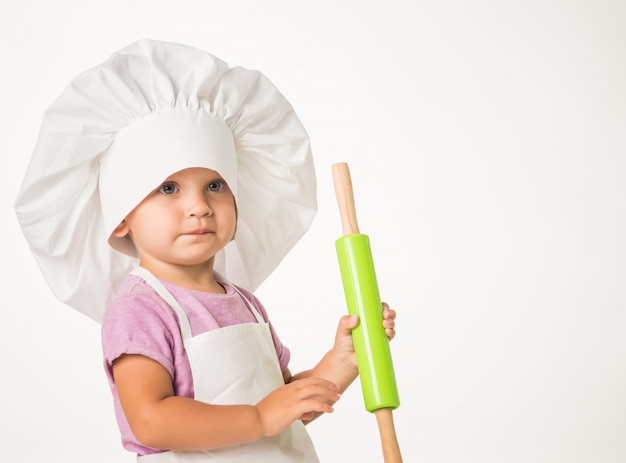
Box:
339, 314, 359, 333
335, 314, 359, 356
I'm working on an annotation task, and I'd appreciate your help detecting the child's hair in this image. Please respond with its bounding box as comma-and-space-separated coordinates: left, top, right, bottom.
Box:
15, 39, 317, 322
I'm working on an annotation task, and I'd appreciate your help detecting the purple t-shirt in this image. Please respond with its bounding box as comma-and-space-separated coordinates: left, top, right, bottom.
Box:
101, 274, 291, 456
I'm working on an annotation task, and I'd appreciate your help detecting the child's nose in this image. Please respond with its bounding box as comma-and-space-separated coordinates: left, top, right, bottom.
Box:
187, 193, 212, 217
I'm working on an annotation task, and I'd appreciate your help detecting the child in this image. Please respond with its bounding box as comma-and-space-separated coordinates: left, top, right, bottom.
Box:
15, 39, 396, 462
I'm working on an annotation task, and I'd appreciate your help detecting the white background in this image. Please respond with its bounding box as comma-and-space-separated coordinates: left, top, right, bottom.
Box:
1, 1, 625, 462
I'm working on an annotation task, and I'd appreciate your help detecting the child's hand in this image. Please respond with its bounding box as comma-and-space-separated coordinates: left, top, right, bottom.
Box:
334, 302, 397, 369
277, 303, 398, 427
255, 378, 341, 436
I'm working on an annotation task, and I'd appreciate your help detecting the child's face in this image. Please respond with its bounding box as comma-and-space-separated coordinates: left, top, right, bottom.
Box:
113, 167, 237, 270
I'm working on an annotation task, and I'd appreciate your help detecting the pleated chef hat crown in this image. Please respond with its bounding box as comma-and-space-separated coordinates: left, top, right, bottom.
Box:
15, 39, 317, 323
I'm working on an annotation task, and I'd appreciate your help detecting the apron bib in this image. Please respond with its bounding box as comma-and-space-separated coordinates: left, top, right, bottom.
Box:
133, 267, 319, 463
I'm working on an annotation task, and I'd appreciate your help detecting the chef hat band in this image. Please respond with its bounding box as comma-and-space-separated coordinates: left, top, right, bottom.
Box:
100, 108, 238, 256
15, 39, 317, 322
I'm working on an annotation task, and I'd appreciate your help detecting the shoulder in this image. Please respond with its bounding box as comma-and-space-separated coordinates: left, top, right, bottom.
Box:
228, 284, 258, 303
102, 274, 179, 338
226, 283, 272, 322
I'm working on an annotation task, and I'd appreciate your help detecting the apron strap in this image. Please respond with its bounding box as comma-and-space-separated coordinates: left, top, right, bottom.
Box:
130, 267, 193, 340
214, 270, 265, 323
230, 285, 265, 324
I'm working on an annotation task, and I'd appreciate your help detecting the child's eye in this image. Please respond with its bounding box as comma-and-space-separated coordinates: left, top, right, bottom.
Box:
207, 181, 224, 192
159, 182, 178, 195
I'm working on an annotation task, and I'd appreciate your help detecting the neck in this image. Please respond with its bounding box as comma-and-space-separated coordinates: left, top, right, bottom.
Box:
138, 259, 225, 294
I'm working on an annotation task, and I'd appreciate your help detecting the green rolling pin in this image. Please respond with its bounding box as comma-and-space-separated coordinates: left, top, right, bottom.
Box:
332, 162, 402, 463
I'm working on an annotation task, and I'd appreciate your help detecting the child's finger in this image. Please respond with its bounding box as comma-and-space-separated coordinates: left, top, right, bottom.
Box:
340, 314, 359, 331
381, 303, 397, 340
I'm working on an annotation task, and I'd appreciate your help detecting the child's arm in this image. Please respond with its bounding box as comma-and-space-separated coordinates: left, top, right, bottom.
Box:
284, 303, 396, 423
112, 354, 340, 451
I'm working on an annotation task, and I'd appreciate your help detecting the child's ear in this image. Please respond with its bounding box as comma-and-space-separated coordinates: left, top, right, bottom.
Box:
112, 220, 130, 237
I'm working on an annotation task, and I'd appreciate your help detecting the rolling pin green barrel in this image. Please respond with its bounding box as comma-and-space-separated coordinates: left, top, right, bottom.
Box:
336, 233, 400, 412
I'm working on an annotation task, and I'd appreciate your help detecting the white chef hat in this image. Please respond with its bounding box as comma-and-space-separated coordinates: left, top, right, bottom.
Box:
15, 39, 316, 323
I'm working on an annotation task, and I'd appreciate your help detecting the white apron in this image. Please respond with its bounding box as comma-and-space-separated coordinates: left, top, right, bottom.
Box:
133, 267, 319, 462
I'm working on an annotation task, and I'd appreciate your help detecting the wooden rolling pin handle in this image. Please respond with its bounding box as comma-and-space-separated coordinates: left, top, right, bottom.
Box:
376, 408, 403, 463
332, 162, 360, 236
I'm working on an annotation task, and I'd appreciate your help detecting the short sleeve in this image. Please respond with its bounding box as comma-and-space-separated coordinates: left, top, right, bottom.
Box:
102, 290, 182, 383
